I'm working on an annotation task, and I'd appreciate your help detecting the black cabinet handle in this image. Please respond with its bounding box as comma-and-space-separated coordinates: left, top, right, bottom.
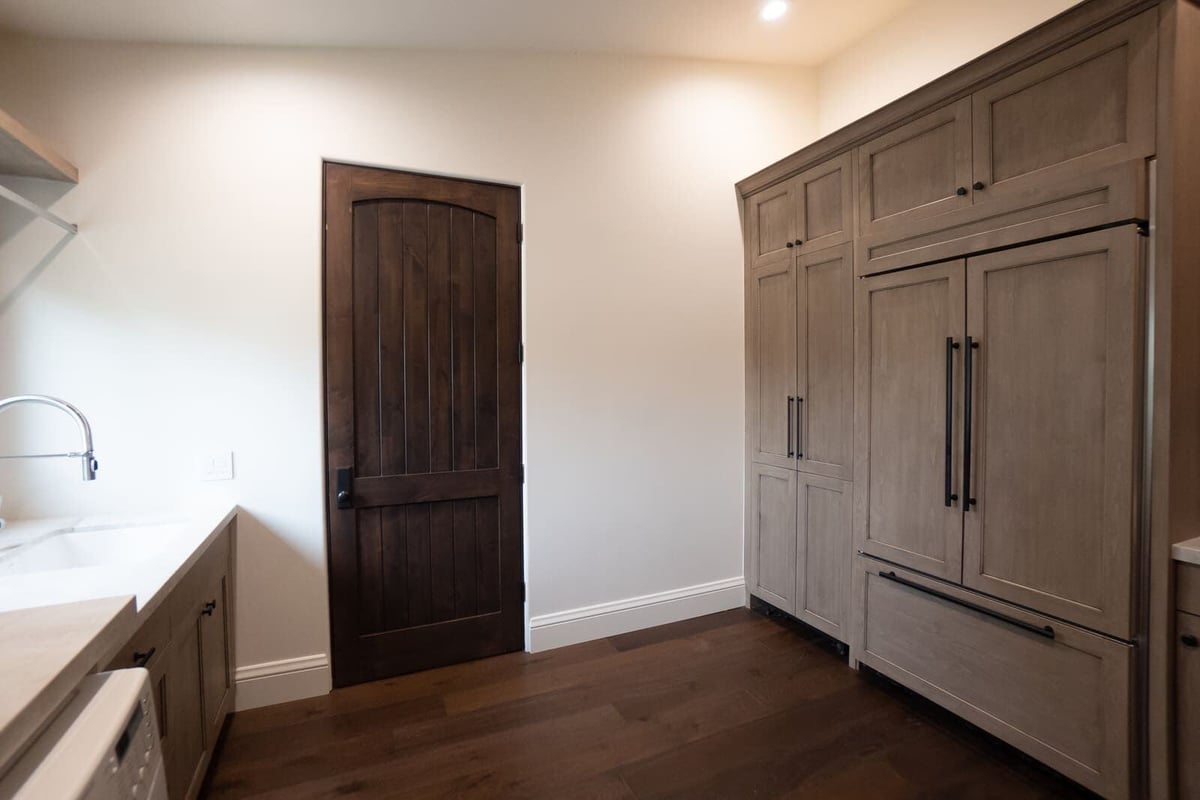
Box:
1183, 634, 1199, 648
336, 467, 353, 509
132, 647, 156, 668
973, 181, 986, 191
963, 337, 979, 508
794, 239, 803, 247
202, 600, 217, 617
786, 397, 794, 458
796, 398, 804, 459
785, 241, 794, 248
956, 186, 968, 196
878, 570, 1054, 639
945, 337, 960, 507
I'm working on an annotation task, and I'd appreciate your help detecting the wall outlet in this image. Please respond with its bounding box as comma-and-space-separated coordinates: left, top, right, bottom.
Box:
200, 452, 235, 481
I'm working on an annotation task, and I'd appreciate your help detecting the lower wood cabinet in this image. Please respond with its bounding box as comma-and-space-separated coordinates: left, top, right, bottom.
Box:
749, 462, 851, 643
857, 559, 1133, 798
105, 520, 235, 800
1178, 564, 1200, 799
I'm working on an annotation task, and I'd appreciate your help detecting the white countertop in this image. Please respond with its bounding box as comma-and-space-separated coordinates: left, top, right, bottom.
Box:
1174, 536, 1200, 567
0, 503, 237, 614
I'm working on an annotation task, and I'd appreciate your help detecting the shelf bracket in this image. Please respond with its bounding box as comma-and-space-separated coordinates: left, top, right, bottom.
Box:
0, 183, 77, 235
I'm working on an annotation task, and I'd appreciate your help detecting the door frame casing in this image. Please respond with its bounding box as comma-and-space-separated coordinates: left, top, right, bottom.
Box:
319, 159, 530, 685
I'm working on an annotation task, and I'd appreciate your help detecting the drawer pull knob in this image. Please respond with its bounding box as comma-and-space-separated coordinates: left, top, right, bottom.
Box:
956, 186, 968, 196
132, 647, 156, 668
877, 569, 1055, 640
202, 600, 217, 617
1183, 634, 1199, 648
785, 241, 794, 248
973, 181, 986, 191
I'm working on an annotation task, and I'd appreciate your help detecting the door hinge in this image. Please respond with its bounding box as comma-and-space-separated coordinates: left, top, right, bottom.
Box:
520, 582, 527, 602
517, 222, 524, 244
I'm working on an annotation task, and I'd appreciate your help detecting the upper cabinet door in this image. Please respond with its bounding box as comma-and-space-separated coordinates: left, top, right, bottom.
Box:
795, 152, 854, 253
857, 97, 973, 237
746, 181, 797, 269
747, 257, 797, 469
855, 261, 965, 582
962, 228, 1142, 639
796, 243, 853, 480
972, 10, 1156, 203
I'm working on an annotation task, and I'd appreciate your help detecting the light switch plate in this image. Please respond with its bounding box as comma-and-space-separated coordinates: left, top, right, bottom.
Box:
200, 452, 235, 481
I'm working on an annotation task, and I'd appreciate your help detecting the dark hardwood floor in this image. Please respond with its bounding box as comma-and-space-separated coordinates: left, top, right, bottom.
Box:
203, 608, 1096, 799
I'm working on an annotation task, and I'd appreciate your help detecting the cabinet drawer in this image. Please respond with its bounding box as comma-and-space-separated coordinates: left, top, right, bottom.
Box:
105, 600, 170, 672
1180, 563, 1200, 616
859, 561, 1132, 798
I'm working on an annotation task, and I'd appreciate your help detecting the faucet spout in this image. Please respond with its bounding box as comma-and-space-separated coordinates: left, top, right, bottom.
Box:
0, 395, 98, 481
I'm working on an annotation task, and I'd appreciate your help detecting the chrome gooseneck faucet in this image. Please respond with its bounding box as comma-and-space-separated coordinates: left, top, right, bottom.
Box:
0, 395, 98, 481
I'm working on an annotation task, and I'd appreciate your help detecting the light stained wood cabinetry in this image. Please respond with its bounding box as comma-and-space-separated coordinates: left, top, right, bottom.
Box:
855, 261, 964, 582
796, 243, 853, 480
859, 561, 1133, 798
741, 3, 1200, 794
104, 522, 235, 800
796, 474, 851, 641
747, 258, 797, 470
749, 463, 797, 614
745, 152, 853, 269
857, 97, 973, 236
970, 11, 1156, 204
962, 229, 1142, 638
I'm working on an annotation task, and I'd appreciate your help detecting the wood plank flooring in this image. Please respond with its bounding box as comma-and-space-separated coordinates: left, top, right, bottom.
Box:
202, 607, 1096, 799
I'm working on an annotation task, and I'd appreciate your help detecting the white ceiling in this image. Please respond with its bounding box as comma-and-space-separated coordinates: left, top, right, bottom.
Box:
0, 0, 919, 66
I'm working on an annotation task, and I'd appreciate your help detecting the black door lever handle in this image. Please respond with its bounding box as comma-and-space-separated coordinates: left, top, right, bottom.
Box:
336, 467, 354, 509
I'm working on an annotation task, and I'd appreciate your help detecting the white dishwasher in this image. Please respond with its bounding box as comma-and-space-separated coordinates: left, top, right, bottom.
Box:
0, 668, 167, 800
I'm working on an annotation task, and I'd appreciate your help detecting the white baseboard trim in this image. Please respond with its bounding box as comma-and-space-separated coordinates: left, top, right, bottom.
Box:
529, 576, 746, 652
234, 653, 331, 711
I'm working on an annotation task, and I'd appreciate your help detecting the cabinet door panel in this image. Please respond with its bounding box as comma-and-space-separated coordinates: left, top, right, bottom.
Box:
797, 243, 853, 479
746, 183, 796, 269
166, 622, 204, 800
748, 259, 797, 469
749, 463, 797, 613
797, 152, 853, 252
796, 474, 851, 642
1179, 612, 1200, 799
858, 98, 972, 235
963, 228, 1141, 638
199, 573, 232, 746
856, 261, 965, 581
972, 10, 1155, 202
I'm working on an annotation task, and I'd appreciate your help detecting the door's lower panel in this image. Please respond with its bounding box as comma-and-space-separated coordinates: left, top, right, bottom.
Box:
858, 559, 1133, 799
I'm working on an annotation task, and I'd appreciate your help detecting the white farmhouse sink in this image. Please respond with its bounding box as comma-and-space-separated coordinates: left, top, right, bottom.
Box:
0, 522, 187, 576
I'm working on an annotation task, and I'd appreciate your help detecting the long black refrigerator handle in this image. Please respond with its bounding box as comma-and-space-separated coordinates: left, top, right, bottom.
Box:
796, 398, 803, 459
786, 396, 794, 458
945, 337, 959, 507
963, 337, 979, 508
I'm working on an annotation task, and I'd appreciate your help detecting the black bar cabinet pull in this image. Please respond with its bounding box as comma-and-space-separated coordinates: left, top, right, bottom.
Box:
963, 337, 978, 508
786, 397, 794, 458
132, 647, 156, 668
336, 466, 353, 509
202, 600, 217, 617
973, 181, 986, 191
796, 398, 804, 459
878, 570, 1055, 640
945, 337, 959, 507
955, 186, 968, 196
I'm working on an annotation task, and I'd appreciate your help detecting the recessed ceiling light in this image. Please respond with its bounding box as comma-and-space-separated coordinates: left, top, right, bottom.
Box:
760, 0, 789, 22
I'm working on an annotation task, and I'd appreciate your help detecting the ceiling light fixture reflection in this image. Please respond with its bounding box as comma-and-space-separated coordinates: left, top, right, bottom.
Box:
760, 0, 789, 22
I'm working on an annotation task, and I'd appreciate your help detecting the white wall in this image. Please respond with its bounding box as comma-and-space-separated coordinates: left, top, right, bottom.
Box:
0, 38, 816, 694
817, 0, 1080, 135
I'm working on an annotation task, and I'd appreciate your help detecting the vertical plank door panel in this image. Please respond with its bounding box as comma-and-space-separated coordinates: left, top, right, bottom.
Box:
324, 164, 524, 687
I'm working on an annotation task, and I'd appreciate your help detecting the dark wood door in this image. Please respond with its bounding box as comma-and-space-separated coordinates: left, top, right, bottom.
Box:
323, 162, 524, 688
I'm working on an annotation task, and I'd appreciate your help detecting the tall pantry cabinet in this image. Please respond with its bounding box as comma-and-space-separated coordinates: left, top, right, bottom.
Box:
739, 1, 1200, 798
